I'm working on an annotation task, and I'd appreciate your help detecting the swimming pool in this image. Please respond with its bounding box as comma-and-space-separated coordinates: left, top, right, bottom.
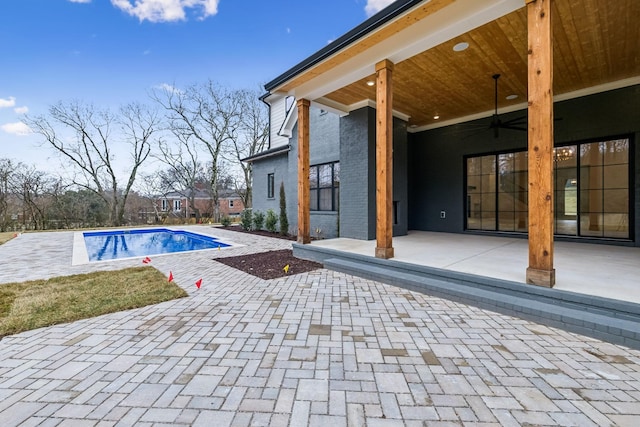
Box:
82, 228, 231, 262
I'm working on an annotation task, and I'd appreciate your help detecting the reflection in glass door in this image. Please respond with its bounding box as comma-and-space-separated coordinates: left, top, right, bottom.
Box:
579, 139, 630, 238
554, 146, 578, 235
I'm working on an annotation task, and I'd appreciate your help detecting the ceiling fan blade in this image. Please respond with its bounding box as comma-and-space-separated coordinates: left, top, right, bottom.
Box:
499, 124, 528, 132
502, 116, 527, 126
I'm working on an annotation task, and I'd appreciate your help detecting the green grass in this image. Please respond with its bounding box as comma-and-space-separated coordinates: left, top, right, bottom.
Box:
0, 267, 188, 338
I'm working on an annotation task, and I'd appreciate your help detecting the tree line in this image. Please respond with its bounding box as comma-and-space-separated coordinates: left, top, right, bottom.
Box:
0, 80, 268, 232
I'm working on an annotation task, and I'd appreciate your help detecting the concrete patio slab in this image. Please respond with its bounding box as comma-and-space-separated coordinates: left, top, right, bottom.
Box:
310, 231, 640, 304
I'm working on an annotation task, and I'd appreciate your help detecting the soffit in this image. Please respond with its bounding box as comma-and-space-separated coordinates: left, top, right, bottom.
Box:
281, 0, 640, 129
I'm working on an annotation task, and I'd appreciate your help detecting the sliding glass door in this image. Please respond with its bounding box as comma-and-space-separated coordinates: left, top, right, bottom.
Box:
466, 137, 631, 240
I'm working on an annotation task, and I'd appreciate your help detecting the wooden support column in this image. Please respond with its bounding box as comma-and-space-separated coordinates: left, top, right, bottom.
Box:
375, 59, 394, 259
297, 98, 311, 244
526, 0, 555, 287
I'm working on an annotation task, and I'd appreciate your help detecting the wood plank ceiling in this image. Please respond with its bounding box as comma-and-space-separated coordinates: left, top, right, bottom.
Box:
322, 0, 640, 128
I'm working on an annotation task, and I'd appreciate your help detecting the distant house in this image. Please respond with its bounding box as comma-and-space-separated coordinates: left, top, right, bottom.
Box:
218, 189, 245, 218
158, 189, 245, 221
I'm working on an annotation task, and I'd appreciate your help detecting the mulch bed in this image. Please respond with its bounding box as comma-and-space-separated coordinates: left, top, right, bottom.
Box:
220, 225, 296, 241
215, 249, 322, 280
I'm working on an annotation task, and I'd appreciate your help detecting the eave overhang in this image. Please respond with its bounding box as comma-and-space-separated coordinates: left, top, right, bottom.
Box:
242, 145, 291, 163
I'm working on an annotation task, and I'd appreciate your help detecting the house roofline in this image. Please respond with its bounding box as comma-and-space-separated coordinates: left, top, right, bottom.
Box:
264, 0, 423, 92
242, 144, 291, 163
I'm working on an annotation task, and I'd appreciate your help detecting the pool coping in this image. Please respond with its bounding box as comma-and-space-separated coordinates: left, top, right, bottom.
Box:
72, 227, 240, 265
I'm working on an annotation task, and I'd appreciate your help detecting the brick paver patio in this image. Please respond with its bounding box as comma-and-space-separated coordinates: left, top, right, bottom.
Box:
0, 226, 639, 426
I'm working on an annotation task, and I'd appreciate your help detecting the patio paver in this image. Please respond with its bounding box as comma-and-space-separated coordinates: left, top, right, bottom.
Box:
0, 226, 639, 426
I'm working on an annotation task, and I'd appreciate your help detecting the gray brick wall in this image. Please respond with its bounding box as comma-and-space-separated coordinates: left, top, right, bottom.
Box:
339, 107, 377, 239
251, 153, 289, 230
339, 106, 409, 239
253, 107, 341, 238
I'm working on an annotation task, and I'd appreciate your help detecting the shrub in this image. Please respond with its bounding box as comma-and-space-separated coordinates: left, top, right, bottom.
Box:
220, 216, 232, 227
253, 210, 265, 231
240, 209, 253, 230
279, 182, 289, 235
265, 209, 278, 233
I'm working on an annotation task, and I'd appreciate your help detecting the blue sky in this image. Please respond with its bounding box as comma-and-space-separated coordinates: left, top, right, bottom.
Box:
0, 0, 395, 171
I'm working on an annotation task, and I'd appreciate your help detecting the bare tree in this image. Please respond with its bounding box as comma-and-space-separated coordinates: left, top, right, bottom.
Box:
225, 88, 268, 208
0, 158, 17, 231
152, 80, 243, 221
135, 172, 165, 224
25, 101, 157, 226
155, 132, 207, 220
10, 164, 54, 230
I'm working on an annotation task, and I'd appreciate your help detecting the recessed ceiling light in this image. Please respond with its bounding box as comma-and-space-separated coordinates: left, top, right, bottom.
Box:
366, 81, 375, 86
506, 94, 518, 100
433, 115, 440, 120
453, 42, 469, 52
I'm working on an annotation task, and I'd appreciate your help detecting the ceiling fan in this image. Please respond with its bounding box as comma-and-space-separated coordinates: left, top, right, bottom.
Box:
487, 74, 527, 138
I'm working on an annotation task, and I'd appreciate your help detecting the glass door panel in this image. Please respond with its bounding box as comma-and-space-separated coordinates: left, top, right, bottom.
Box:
554, 146, 577, 236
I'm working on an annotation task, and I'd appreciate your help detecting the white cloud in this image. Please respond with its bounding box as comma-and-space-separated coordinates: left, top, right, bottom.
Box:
69, 0, 92, 3
14, 106, 29, 115
155, 83, 183, 94
1, 122, 31, 136
111, 0, 219, 23
0, 97, 16, 108
365, 0, 397, 17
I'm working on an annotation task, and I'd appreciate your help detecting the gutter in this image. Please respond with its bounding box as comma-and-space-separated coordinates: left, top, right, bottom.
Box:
242, 145, 291, 163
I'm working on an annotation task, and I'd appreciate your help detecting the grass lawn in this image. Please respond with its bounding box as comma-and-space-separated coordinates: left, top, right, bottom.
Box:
0, 232, 15, 245
0, 267, 188, 338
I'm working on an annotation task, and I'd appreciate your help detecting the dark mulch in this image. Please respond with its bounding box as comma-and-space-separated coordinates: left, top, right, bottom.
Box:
220, 225, 296, 241
215, 249, 322, 280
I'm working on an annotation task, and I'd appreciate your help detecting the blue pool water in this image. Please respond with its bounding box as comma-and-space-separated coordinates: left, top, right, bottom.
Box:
83, 228, 230, 261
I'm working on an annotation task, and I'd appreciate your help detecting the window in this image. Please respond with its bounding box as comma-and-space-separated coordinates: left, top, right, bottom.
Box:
465, 137, 630, 239
161, 199, 168, 212
310, 162, 340, 211
229, 200, 234, 208
578, 139, 630, 238
173, 200, 181, 212
267, 173, 275, 198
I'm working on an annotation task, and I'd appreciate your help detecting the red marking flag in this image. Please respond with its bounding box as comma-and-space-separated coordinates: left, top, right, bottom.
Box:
168, 271, 174, 282
195, 278, 202, 289
142, 256, 151, 264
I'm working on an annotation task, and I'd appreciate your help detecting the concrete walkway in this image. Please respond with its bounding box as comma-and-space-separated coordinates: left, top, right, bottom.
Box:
0, 226, 639, 426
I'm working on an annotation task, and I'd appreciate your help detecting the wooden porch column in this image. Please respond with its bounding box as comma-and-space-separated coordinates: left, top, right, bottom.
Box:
526, 0, 555, 287
297, 98, 311, 244
375, 59, 394, 259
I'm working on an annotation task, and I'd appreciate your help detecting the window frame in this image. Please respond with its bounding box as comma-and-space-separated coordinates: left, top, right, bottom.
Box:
464, 135, 633, 240
309, 161, 340, 212
267, 173, 275, 199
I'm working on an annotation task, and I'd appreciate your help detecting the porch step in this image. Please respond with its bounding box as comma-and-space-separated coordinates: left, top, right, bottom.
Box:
292, 243, 640, 350
322, 257, 640, 350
